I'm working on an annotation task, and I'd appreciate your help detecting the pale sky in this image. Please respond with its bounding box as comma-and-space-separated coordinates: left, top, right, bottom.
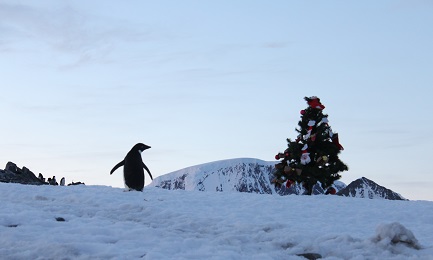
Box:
1, 1, 432, 200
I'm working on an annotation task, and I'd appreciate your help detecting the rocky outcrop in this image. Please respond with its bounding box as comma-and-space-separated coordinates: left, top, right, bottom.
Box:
0, 162, 46, 185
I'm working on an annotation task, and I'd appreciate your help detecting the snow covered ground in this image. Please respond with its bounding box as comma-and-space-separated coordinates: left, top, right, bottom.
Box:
1, 183, 433, 259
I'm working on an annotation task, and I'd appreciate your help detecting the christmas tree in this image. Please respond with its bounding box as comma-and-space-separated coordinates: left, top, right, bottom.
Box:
272, 96, 348, 195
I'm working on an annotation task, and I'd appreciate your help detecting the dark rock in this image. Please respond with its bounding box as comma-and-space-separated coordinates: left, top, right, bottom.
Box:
7, 224, 19, 228
67, 182, 85, 186
5, 162, 18, 173
0, 162, 46, 186
297, 253, 322, 259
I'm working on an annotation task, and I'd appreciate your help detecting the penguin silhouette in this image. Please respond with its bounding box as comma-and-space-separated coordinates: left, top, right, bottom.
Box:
110, 143, 153, 191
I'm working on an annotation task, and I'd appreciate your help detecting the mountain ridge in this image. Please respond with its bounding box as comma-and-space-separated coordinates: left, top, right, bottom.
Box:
150, 158, 406, 200
1, 158, 406, 200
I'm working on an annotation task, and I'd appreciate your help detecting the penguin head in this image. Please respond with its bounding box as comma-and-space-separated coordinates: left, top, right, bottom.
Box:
133, 143, 151, 153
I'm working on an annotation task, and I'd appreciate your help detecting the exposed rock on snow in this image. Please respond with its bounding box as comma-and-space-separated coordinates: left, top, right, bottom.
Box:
0, 162, 45, 185
337, 177, 406, 200
297, 253, 322, 259
0, 161, 82, 186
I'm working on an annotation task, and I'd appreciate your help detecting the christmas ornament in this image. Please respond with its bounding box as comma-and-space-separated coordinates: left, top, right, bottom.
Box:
320, 117, 329, 124
305, 96, 325, 110
271, 178, 283, 188
284, 166, 302, 175
301, 152, 311, 165
316, 155, 329, 164
275, 151, 290, 160
311, 134, 317, 142
285, 180, 294, 188
325, 187, 336, 195
272, 178, 285, 184
275, 163, 285, 169
304, 120, 316, 140
300, 110, 306, 115
308, 120, 316, 127
332, 133, 344, 150
300, 144, 311, 164
328, 127, 334, 138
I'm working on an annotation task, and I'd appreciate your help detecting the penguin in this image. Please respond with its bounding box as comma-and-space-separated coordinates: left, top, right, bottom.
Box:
38, 173, 45, 182
110, 143, 153, 191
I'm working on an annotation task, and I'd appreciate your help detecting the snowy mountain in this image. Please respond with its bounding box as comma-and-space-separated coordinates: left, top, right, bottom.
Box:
337, 177, 406, 200
149, 158, 346, 196
150, 158, 406, 200
148, 158, 276, 193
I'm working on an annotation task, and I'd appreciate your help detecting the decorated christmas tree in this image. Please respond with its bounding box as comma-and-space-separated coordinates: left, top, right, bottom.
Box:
272, 96, 348, 195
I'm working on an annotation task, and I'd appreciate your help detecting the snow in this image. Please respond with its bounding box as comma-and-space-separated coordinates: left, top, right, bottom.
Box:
1, 183, 433, 259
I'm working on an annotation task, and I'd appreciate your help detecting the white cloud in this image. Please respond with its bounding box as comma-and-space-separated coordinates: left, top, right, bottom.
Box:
0, 2, 153, 67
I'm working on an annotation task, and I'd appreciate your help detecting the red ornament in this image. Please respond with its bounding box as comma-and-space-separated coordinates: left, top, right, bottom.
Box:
300, 110, 306, 115
325, 187, 336, 195
275, 153, 286, 160
311, 134, 316, 142
285, 180, 293, 188
332, 133, 344, 150
306, 96, 325, 110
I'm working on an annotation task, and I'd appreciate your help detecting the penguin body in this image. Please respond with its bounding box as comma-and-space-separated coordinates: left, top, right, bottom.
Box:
110, 143, 153, 191
60, 177, 65, 186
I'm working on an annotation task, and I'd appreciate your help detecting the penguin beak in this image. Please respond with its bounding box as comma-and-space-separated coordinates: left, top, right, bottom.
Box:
139, 145, 151, 153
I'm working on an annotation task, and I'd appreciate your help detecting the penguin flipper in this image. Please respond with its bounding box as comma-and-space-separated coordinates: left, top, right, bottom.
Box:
142, 162, 153, 180
110, 160, 125, 175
